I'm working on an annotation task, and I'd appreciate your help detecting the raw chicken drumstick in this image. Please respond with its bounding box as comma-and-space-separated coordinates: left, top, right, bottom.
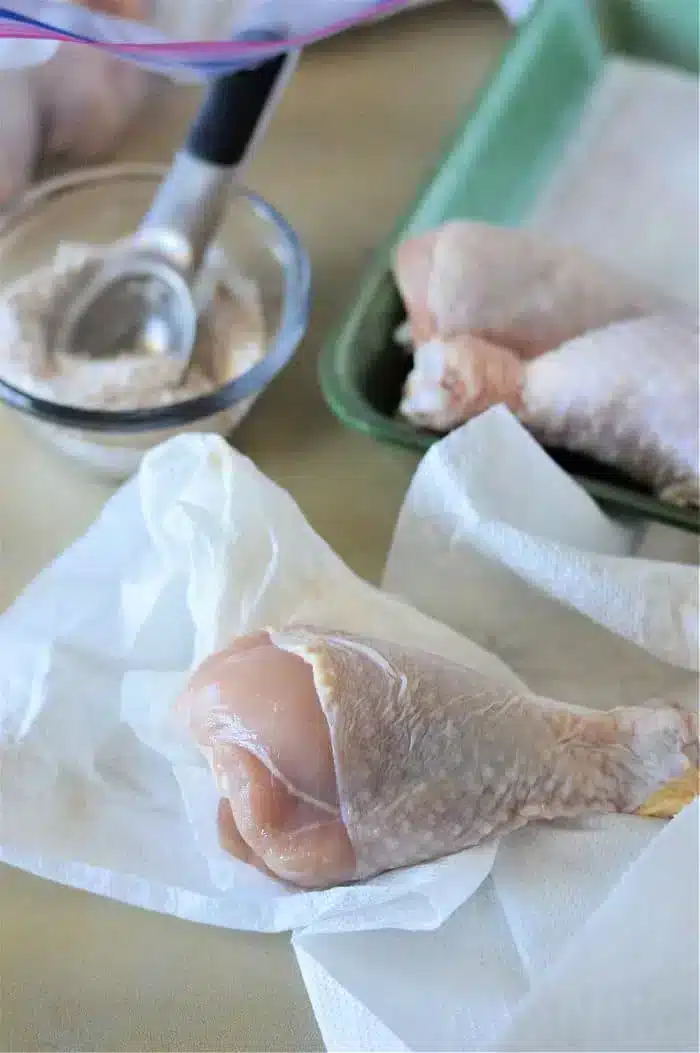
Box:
393, 220, 673, 354
400, 314, 700, 507
176, 627, 697, 890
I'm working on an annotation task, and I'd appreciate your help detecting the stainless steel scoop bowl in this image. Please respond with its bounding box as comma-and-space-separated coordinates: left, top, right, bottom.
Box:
59, 255, 197, 362
53, 48, 298, 372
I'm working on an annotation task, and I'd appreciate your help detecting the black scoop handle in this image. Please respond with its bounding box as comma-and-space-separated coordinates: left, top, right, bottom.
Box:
187, 52, 292, 168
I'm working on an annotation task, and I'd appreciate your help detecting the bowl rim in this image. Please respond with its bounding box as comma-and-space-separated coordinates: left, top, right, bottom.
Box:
0, 163, 311, 434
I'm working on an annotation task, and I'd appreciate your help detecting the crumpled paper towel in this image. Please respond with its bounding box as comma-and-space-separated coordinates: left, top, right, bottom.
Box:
0, 408, 697, 1047
1, 417, 527, 937
292, 408, 698, 1052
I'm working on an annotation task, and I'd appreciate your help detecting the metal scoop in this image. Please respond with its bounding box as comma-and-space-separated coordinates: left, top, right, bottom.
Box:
54, 48, 298, 370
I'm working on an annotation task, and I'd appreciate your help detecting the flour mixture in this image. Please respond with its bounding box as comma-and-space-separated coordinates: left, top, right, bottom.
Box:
0, 242, 266, 410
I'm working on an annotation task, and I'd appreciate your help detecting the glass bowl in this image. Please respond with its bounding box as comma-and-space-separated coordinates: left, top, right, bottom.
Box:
0, 163, 311, 480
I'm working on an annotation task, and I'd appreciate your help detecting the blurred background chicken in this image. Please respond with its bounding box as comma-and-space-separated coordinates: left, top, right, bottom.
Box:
0, 0, 153, 209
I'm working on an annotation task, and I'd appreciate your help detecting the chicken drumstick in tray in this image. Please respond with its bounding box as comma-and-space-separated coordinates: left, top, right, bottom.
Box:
394, 221, 699, 511
319, 1, 699, 533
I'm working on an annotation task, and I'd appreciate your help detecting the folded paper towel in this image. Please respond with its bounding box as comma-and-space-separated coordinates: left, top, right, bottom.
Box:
0, 415, 523, 936
0, 406, 697, 1047
294, 804, 699, 1052
491, 799, 699, 1053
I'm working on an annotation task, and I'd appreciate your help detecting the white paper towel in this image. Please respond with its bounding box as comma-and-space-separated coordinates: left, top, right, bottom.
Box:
528, 57, 700, 314
1, 406, 697, 1050
491, 800, 699, 1053
0, 425, 521, 938
292, 409, 698, 1052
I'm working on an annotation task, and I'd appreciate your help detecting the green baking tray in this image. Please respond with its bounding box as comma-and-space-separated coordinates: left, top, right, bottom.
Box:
319, 0, 700, 533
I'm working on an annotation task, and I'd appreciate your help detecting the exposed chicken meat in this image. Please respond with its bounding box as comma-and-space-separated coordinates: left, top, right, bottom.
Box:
176, 627, 697, 890
400, 333, 524, 432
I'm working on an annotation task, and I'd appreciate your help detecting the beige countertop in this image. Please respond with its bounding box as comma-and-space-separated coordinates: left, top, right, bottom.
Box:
0, 6, 510, 1050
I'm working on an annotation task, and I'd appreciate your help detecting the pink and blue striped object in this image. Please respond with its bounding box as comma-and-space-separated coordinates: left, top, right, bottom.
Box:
0, 0, 414, 76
